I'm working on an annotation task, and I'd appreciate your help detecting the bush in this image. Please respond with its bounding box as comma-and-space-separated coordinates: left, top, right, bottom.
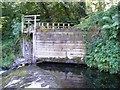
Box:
75, 4, 120, 74
1, 20, 21, 69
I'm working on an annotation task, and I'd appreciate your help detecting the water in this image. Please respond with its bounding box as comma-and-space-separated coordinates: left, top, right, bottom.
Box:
37, 62, 120, 88
1, 65, 61, 89
2, 62, 120, 89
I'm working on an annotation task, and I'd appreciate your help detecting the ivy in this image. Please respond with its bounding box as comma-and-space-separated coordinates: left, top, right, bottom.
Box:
76, 4, 120, 74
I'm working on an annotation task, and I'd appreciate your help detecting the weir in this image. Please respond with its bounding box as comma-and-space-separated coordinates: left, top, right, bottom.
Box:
21, 15, 86, 64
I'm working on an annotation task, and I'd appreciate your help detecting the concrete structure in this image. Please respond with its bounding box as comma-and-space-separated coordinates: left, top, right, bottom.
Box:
21, 15, 86, 64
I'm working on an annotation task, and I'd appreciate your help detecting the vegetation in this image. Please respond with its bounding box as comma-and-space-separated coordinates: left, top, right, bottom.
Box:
1, 1, 120, 74
1, 2, 86, 69
2, 68, 29, 87
2, 3, 22, 69
74, 3, 120, 74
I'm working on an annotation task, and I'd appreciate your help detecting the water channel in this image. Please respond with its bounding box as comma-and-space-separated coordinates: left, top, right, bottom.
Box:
37, 62, 120, 88
1, 62, 120, 89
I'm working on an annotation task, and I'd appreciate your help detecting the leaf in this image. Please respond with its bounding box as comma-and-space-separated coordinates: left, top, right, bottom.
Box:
102, 25, 111, 29
102, 16, 111, 22
112, 14, 118, 21
112, 21, 119, 27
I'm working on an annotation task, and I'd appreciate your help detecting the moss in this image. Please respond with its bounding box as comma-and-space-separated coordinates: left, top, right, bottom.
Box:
2, 68, 29, 87
72, 57, 81, 60
40, 29, 52, 32
9, 69, 29, 77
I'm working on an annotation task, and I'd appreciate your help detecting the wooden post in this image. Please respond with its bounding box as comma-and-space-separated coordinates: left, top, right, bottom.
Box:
38, 22, 41, 27
52, 23, 55, 29
68, 23, 70, 28
42, 22, 44, 29
23, 15, 40, 63
33, 15, 37, 63
58, 23, 59, 29
63, 23, 65, 29
21, 15, 24, 33
21, 15, 24, 57
47, 23, 49, 29
28, 20, 30, 33
22, 37, 25, 57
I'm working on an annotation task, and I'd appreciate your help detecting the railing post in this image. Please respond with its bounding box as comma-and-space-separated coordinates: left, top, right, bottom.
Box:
58, 23, 59, 29
52, 23, 55, 29
21, 15, 24, 33
41, 22, 44, 29
33, 15, 37, 63
63, 23, 65, 29
28, 20, 30, 33
47, 23, 49, 29
22, 37, 25, 57
68, 23, 70, 28
38, 22, 41, 27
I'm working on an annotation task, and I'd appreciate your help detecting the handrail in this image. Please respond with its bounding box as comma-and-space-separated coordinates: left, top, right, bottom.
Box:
22, 22, 75, 33
37, 22, 74, 29
22, 15, 75, 33
25, 15, 40, 17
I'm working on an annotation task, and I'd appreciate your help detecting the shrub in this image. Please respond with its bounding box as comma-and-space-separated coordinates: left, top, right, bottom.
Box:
75, 4, 120, 74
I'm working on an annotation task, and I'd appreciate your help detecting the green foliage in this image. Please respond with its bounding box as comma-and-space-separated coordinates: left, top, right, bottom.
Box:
2, 20, 22, 69
2, 3, 22, 69
21, 2, 86, 23
86, 39, 120, 73
12, 19, 21, 38
1, 2, 87, 69
1, 39, 15, 69
77, 4, 120, 74
74, 11, 104, 30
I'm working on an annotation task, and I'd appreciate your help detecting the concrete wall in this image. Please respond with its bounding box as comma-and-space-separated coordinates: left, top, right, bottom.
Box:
35, 30, 86, 64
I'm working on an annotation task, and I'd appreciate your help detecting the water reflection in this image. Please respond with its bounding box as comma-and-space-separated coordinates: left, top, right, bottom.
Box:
37, 62, 120, 88
85, 68, 120, 88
